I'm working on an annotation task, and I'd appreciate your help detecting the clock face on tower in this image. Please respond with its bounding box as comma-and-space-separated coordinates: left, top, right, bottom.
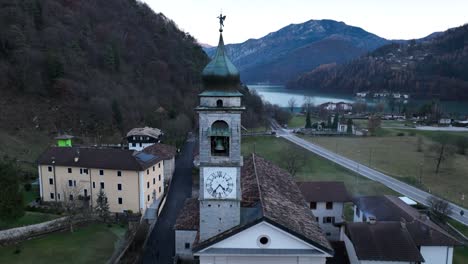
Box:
203, 167, 237, 199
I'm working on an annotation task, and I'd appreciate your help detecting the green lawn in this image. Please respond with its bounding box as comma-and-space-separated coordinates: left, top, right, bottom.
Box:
0, 223, 126, 264
288, 115, 320, 128
0, 212, 60, 230
242, 136, 396, 196
300, 132, 468, 206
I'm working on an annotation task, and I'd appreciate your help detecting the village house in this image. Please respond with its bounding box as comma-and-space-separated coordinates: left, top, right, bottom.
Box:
127, 127, 163, 151
37, 138, 165, 214
297, 181, 352, 241
142, 143, 177, 183
319, 102, 353, 112
347, 195, 461, 264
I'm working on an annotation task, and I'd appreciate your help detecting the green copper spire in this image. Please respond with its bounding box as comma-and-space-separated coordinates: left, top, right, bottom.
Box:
202, 13, 240, 89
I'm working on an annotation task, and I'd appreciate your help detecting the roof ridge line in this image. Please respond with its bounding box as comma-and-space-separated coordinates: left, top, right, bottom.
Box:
252, 153, 266, 217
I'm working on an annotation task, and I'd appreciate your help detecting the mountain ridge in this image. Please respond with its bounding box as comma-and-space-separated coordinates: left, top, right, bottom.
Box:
204, 19, 389, 84
287, 24, 468, 100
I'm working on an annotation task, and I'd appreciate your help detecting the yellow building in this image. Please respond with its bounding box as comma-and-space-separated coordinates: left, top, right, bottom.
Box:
37, 147, 164, 213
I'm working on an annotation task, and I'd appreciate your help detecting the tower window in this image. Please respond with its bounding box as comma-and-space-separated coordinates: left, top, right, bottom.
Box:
210, 120, 229, 156
216, 99, 223, 107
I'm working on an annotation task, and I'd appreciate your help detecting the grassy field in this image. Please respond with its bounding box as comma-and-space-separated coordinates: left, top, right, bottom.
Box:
288, 115, 319, 128
242, 136, 396, 196
300, 130, 468, 206
0, 212, 60, 231
0, 223, 126, 264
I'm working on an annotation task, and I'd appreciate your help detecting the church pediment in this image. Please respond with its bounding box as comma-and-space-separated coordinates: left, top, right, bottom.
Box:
196, 221, 331, 257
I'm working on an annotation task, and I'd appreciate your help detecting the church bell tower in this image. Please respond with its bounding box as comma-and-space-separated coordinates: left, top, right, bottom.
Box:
197, 14, 245, 241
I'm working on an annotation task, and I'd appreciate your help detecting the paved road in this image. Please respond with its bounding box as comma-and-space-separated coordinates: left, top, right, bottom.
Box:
142, 136, 195, 264
271, 120, 468, 226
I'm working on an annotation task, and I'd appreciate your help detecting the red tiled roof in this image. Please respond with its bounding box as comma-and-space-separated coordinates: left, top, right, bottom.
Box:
297, 181, 352, 202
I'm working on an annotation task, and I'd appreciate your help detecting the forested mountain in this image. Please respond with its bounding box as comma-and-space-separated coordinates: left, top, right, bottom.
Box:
204, 19, 388, 84
287, 24, 468, 100
0, 0, 210, 144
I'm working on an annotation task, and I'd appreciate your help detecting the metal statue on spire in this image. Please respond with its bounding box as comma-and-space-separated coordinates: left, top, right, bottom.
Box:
217, 13, 226, 32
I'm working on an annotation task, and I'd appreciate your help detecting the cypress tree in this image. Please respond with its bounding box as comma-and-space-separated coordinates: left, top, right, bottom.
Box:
347, 119, 353, 134
332, 113, 339, 130
305, 111, 312, 128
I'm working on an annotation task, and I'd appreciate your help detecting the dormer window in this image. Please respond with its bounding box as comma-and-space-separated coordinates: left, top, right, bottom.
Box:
216, 99, 223, 107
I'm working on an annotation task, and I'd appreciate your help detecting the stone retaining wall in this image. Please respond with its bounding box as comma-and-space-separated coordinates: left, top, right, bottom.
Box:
0, 217, 69, 246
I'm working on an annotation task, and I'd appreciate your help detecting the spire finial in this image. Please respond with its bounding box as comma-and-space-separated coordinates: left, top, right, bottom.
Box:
217, 12, 226, 32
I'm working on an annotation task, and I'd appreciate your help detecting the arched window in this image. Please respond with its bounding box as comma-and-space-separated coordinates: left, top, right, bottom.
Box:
211, 121, 229, 156
216, 99, 223, 107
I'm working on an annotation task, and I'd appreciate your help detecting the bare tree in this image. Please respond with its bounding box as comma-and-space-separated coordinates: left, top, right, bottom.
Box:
427, 140, 455, 174
302, 96, 313, 113
281, 145, 307, 177
416, 136, 423, 152
427, 196, 451, 223
368, 115, 381, 135
61, 183, 87, 232
287, 97, 297, 113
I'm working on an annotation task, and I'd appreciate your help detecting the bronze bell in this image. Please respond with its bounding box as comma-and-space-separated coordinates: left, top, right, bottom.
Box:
215, 138, 225, 151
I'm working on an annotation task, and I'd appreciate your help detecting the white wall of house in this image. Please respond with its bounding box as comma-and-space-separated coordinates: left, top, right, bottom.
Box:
311, 201, 344, 240
175, 230, 197, 259
353, 205, 365, 222
129, 142, 154, 151
199, 256, 327, 264
420, 246, 453, 264
163, 157, 175, 183
343, 233, 360, 264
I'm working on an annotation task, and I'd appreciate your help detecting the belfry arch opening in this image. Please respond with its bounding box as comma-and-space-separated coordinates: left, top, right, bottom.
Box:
210, 120, 229, 156
216, 99, 223, 107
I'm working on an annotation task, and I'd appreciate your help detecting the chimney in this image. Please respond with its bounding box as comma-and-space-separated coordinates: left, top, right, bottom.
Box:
400, 218, 407, 229
74, 149, 80, 163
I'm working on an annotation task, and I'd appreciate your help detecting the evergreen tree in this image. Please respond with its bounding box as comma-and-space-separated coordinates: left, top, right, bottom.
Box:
327, 115, 332, 128
347, 119, 353, 134
112, 99, 124, 134
0, 160, 24, 222
332, 113, 339, 130
305, 111, 312, 128
95, 189, 110, 223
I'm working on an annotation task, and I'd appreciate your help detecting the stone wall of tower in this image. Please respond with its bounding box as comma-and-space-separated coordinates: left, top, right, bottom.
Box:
199, 200, 241, 241
200, 97, 241, 107
198, 111, 242, 165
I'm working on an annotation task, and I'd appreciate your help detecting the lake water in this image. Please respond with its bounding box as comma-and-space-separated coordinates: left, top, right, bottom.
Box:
247, 84, 468, 115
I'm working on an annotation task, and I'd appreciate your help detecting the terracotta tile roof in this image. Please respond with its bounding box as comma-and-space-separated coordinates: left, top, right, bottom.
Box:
37, 147, 161, 171
189, 154, 333, 254
346, 222, 424, 262
174, 198, 199, 230
354, 195, 461, 246
297, 181, 352, 202
143, 143, 177, 160
252, 155, 332, 252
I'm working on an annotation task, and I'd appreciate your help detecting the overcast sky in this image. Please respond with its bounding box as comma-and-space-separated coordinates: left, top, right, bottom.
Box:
143, 0, 468, 46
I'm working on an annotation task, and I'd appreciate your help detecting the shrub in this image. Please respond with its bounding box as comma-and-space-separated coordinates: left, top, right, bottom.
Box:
397, 132, 405, 136
24, 183, 32, 191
